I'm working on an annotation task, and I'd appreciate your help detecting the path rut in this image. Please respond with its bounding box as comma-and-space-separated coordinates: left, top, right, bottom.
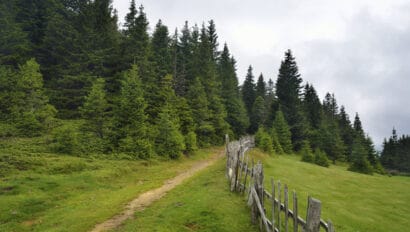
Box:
91, 149, 224, 232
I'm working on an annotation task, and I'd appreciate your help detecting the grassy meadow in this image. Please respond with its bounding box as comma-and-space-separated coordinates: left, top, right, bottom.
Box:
248, 149, 410, 232
116, 159, 257, 232
0, 135, 221, 232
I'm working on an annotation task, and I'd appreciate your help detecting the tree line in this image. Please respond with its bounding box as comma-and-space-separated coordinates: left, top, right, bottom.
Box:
0, 0, 399, 174
381, 129, 410, 174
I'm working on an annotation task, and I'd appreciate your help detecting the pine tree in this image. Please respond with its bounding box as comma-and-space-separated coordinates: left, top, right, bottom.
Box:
218, 44, 248, 136
207, 20, 219, 61
273, 110, 292, 153
250, 96, 266, 134
275, 49, 306, 150
242, 65, 256, 116
81, 78, 108, 139
13, 59, 57, 136
338, 105, 355, 161
155, 107, 185, 159
303, 83, 322, 129
187, 78, 213, 146
256, 73, 267, 98
270, 127, 284, 154
353, 113, 364, 136
0, 2, 30, 67
112, 65, 152, 158
349, 138, 373, 174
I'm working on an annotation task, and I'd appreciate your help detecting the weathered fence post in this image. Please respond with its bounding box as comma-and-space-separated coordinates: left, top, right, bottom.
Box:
284, 185, 289, 232
293, 191, 298, 232
304, 197, 322, 232
271, 178, 275, 230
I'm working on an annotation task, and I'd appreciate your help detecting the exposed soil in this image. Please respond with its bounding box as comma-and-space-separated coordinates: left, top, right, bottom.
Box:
90, 150, 224, 232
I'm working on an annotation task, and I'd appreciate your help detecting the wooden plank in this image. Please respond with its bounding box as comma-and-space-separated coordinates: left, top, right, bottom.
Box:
277, 181, 281, 232
293, 191, 298, 232
251, 188, 271, 232
327, 220, 334, 232
242, 156, 249, 193
284, 185, 289, 232
271, 178, 276, 231
305, 197, 321, 232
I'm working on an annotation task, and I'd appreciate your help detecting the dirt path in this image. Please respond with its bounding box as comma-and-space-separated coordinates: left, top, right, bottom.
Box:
91, 149, 225, 232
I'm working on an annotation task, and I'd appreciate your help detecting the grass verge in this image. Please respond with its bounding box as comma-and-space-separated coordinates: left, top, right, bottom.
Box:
0, 136, 221, 232
248, 149, 410, 232
116, 159, 258, 232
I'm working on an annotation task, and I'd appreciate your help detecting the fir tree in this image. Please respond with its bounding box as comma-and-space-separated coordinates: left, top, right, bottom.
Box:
81, 78, 108, 139
242, 65, 256, 115
250, 96, 266, 134
112, 65, 152, 158
155, 107, 185, 159
275, 49, 306, 150
13, 59, 57, 136
349, 138, 373, 174
256, 73, 267, 98
273, 110, 292, 153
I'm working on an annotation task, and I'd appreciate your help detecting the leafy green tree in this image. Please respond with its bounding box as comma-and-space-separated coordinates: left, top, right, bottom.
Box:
275, 49, 306, 150
273, 110, 292, 153
80, 78, 108, 139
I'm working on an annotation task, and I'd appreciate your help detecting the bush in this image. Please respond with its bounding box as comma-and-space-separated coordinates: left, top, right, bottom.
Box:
314, 149, 330, 167
301, 141, 314, 163
255, 127, 274, 155
50, 126, 78, 154
184, 131, 198, 154
119, 136, 153, 159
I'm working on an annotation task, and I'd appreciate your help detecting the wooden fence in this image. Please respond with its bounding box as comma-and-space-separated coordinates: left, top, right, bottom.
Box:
225, 135, 335, 232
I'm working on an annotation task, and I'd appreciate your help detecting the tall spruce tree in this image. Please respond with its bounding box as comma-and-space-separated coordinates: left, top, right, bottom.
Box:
275, 49, 306, 150
256, 73, 267, 98
81, 78, 108, 139
111, 65, 152, 158
273, 110, 292, 154
242, 65, 256, 115
218, 44, 248, 137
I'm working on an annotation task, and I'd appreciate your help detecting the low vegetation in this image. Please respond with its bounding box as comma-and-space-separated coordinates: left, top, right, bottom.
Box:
116, 159, 257, 232
0, 136, 220, 232
248, 149, 410, 232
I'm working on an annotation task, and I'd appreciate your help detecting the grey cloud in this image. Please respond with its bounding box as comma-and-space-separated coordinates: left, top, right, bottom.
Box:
113, 0, 410, 148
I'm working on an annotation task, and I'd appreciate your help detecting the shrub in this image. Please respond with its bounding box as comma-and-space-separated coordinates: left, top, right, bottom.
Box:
301, 140, 314, 163
184, 131, 198, 154
314, 149, 330, 167
255, 127, 274, 155
50, 126, 78, 154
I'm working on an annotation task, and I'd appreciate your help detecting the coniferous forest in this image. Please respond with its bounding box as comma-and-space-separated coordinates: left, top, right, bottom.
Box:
0, 0, 409, 175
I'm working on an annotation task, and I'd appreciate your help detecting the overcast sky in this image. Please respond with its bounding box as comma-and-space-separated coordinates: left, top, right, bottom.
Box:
113, 0, 410, 149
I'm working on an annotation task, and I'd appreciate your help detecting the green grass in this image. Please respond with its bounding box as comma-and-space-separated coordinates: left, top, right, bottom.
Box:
248, 149, 410, 232
116, 159, 258, 232
0, 136, 221, 232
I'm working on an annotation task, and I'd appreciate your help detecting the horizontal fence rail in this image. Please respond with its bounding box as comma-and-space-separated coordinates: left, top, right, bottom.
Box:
225, 135, 334, 232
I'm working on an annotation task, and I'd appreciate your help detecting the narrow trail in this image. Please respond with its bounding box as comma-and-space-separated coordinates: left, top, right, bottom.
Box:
91, 149, 225, 232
